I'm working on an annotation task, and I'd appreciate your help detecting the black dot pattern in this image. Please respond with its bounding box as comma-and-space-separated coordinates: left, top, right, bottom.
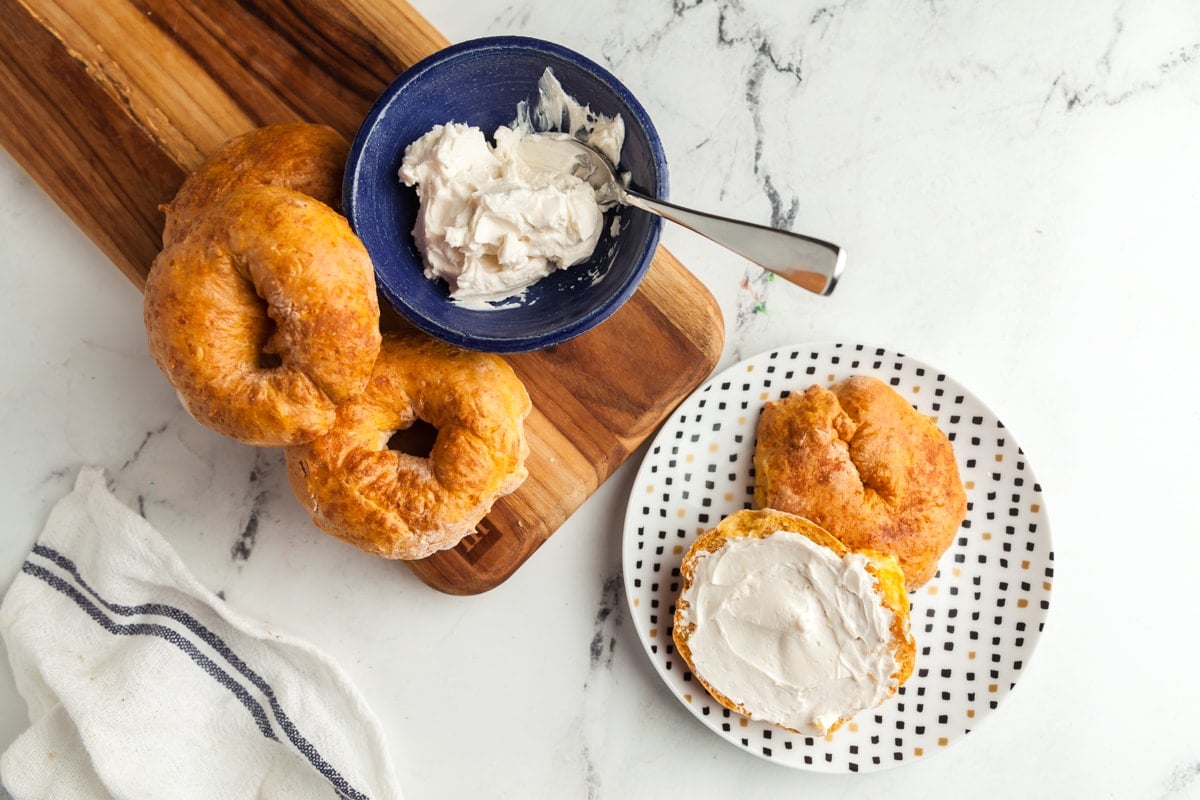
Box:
622, 343, 1054, 773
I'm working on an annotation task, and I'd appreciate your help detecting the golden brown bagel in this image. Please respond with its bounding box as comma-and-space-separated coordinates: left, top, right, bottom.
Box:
285, 330, 532, 560
144, 184, 381, 446
753, 375, 968, 590
161, 122, 349, 248
673, 508, 915, 735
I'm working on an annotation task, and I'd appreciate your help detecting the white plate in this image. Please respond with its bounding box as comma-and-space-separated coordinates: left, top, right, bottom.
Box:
622, 342, 1054, 772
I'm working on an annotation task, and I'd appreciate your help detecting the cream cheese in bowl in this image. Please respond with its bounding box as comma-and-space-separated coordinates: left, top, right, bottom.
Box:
343, 35, 668, 353
399, 69, 625, 308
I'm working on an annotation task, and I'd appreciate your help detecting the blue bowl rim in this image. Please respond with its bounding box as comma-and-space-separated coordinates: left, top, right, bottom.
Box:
343, 35, 669, 353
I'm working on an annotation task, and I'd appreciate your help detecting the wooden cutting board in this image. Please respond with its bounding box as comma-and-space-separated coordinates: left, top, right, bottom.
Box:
0, 0, 725, 594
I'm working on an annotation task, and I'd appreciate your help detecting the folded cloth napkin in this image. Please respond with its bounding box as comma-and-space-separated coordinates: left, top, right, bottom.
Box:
1, 466, 403, 800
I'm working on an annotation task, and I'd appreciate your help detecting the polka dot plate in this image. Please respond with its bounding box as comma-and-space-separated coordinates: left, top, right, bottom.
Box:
622, 342, 1054, 772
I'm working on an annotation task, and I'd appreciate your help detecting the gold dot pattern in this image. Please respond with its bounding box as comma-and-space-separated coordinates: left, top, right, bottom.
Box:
622, 342, 1054, 774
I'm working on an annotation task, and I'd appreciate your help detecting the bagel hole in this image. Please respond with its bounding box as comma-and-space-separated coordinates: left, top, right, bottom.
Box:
258, 350, 283, 369
256, 315, 283, 369
387, 419, 438, 458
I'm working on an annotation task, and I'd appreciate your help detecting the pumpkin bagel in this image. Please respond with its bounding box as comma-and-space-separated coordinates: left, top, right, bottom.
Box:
285, 330, 532, 560
143, 183, 381, 446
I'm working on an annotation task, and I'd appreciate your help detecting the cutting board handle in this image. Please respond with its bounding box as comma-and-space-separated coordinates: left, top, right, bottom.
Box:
0, 0, 446, 286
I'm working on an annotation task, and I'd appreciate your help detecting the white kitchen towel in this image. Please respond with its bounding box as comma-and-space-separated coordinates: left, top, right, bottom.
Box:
0, 466, 403, 800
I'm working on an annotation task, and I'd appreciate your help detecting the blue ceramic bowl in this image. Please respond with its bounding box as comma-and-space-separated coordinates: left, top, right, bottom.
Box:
344, 36, 668, 353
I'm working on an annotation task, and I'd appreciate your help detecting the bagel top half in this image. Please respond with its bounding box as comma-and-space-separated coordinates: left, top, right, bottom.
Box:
753, 376, 967, 590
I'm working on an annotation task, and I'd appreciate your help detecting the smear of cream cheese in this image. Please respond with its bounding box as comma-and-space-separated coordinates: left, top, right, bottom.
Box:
678, 530, 899, 735
399, 68, 625, 308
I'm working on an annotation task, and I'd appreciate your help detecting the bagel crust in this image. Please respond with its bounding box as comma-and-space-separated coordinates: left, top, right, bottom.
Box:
753, 376, 968, 590
673, 508, 915, 735
143, 184, 382, 446
161, 122, 350, 249
285, 330, 532, 560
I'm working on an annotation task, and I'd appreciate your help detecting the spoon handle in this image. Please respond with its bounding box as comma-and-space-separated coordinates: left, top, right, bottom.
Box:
622, 190, 844, 296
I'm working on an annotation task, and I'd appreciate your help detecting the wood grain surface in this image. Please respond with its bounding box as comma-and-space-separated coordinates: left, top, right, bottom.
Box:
0, 0, 725, 594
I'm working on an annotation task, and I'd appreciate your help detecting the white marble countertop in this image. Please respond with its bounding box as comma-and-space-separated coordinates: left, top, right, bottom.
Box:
3, 1, 1199, 797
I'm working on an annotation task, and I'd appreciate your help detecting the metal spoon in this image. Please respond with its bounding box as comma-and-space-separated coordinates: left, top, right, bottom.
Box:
518, 134, 845, 296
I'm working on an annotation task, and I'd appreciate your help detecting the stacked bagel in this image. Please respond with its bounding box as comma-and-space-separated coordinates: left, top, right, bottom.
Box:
673, 375, 967, 736
144, 123, 530, 560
